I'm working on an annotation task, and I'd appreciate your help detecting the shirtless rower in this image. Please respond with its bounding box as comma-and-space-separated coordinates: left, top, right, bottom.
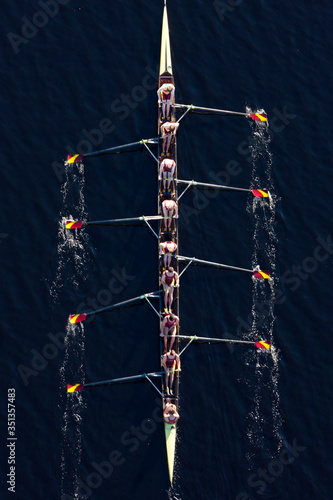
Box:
161, 266, 179, 312
162, 198, 178, 231
159, 238, 177, 268
157, 83, 175, 120
163, 398, 179, 424
160, 121, 179, 155
161, 349, 181, 395
160, 313, 179, 350
159, 158, 176, 191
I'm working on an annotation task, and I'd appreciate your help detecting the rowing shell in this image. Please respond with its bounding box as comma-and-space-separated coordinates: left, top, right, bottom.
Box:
158, 1, 178, 484
65, 1, 271, 487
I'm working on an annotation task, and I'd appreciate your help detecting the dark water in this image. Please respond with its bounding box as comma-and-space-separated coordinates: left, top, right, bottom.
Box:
2, 0, 333, 499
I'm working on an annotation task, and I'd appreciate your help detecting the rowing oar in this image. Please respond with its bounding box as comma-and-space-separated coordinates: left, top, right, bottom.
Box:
173, 103, 267, 122
66, 137, 160, 164
177, 255, 270, 279
176, 179, 269, 198
69, 290, 160, 324
67, 371, 164, 393
65, 215, 163, 230
169, 334, 271, 349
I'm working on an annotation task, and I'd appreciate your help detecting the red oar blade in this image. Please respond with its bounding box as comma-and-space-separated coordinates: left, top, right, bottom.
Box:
255, 341, 271, 350
67, 384, 84, 393
250, 113, 267, 122
252, 189, 269, 198
253, 270, 270, 279
65, 221, 83, 229
69, 313, 87, 324
67, 154, 84, 164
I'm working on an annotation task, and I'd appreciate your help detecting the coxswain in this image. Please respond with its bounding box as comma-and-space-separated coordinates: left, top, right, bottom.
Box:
160, 313, 179, 350
163, 398, 179, 424
159, 238, 177, 268
159, 158, 176, 191
161, 266, 179, 312
162, 198, 178, 230
157, 83, 175, 119
161, 121, 179, 155
161, 349, 181, 395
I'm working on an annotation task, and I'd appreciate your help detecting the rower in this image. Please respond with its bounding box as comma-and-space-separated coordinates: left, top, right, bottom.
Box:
161, 266, 179, 312
159, 158, 176, 192
162, 198, 178, 231
161, 349, 181, 395
160, 312, 179, 351
163, 398, 179, 424
161, 121, 179, 155
159, 238, 177, 268
157, 83, 175, 120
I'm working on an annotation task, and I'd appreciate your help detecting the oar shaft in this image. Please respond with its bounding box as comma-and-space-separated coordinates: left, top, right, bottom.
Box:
173, 103, 248, 118
174, 335, 255, 345
85, 371, 163, 388
176, 179, 251, 193
85, 290, 160, 317
84, 138, 159, 158
86, 215, 162, 226
177, 255, 253, 274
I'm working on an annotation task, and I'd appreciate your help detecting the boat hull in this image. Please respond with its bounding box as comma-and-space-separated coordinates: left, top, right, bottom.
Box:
164, 421, 176, 483
158, 2, 179, 485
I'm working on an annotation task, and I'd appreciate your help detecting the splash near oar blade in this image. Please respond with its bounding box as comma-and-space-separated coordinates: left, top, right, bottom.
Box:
252, 189, 269, 198
69, 313, 87, 324
250, 113, 267, 122
67, 154, 84, 164
65, 221, 83, 229
255, 341, 271, 349
67, 384, 84, 393
253, 270, 270, 279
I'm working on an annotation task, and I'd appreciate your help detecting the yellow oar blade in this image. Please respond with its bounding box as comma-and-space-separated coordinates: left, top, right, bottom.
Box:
65, 220, 83, 229
67, 154, 84, 164
255, 341, 271, 349
252, 189, 269, 198
69, 314, 87, 324
250, 113, 267, 122
67, 384, 84, 393
253, 270, 270, 279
